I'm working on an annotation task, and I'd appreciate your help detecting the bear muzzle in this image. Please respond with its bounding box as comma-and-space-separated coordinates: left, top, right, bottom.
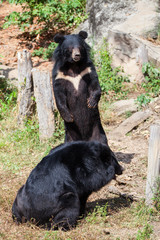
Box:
72, 48, 81, 62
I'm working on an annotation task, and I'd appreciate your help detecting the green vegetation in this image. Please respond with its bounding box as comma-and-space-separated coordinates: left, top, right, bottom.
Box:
85, 203, 108, 224
0, 78, 64, 174
136, 93, 153, 109
1, 77, 160, 239
136, 63, 160, 108
152, 177, 160, 211
136, 223, 153, 240
142, 62, 160, 96
1, 36, 160, 239
0, 77, 17, 120
32, 42, 58, 59
3, 0, 87, 35
95, 42, 130, 100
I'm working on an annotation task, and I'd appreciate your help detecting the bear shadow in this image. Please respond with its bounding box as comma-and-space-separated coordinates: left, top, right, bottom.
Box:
86, 195, 132, 216
115, 152, 135, 164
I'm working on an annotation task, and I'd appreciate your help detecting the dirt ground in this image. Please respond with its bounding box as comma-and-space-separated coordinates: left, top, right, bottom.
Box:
0, 1, 53, 70
0, 1, 160, 239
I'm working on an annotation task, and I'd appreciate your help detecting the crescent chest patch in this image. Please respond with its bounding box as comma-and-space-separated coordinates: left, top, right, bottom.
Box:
55, 67, 91, 91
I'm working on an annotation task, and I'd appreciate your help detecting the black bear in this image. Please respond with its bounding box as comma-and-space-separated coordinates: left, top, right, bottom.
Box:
52, 31, 107, 144
12, 141, 122, 230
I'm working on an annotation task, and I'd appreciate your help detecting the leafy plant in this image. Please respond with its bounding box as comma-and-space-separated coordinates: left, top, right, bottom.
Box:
142, 62, 160, 96
86, 203, 108, 224
95, 42, 130, 100
32, 42, 57, 60
136, 93, 152, 109
3, 0, 87, 35
136, 223, 153, 240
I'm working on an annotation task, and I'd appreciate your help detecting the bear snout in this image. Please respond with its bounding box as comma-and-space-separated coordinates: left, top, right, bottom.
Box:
72, 48, 81, 62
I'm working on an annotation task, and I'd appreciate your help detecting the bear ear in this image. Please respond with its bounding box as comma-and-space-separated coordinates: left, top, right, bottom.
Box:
54, 34, 65, 43
79, 31, 88, 39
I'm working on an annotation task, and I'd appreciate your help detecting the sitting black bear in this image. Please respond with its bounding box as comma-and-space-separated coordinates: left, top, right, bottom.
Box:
12, 141, 122, 230
52, 31, 108, 144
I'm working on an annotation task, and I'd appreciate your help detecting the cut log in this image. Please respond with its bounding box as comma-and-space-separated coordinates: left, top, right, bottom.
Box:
146, 124, 160, 206
110, 109, 152, 138
17, 49, 34, 124
32, 69, 55, 140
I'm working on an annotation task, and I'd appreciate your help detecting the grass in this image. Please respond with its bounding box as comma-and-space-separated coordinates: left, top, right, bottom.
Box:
1, 116, 159, 240
0, 76, 160, 239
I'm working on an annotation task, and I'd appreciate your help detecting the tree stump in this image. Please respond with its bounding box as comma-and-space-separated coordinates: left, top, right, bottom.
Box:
17, 49, 34, 124
146, 124, 160, 206
32, 69, 55, 140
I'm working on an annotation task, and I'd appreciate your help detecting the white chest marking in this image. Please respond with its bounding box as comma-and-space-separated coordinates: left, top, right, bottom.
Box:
55, 67, 91, 91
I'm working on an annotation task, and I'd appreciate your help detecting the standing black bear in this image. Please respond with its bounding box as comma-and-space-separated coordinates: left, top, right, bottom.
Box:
52, 31, 108, 144
12, 141, 122, 230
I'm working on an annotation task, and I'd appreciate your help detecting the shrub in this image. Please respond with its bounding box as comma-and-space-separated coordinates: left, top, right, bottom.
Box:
141, 62, 160, 96
3, 0, 87, 35
32, 42, 57, 59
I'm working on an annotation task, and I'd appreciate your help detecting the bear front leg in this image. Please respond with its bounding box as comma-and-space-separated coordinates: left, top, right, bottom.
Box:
54, 82, 73, 122
87, 66, 101, 109
57, 99, 73, 123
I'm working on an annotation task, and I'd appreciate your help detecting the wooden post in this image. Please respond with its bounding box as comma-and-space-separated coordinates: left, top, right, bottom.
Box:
32, 69, 55, 140
17, 49, 34, 124
146, 124, 160, 206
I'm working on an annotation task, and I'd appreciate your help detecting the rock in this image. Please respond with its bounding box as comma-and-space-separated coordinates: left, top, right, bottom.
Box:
108, 186, 120, 195
103, 229, 110, 235
84, 0, 136, 42
110, 109, 152, 138
149, 97, 160, 113
77, 0, 160, 82
108, 186, 142, 201
0, 64, 18, 85
108, 30, 160, 82
111, 99, 138, 116
106, 0, 160, 81
113, 0, 159, 36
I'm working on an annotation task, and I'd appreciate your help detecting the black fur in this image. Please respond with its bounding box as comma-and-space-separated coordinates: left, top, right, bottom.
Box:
52, 31, 107, 144
12, 141, 122, 230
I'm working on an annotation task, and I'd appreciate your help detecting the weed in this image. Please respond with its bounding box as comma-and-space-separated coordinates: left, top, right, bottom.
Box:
53, 110, 65, 143
135, 93, 152, 109
86, 203, 108, 224
125, 111, 132, 118
136, 223, 153, 240
141, 62, 160, 96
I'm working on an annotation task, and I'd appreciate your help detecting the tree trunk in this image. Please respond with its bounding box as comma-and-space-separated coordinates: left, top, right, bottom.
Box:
17, 49, 35, 124
32, 69, 55, 140
146, 124, 160, 206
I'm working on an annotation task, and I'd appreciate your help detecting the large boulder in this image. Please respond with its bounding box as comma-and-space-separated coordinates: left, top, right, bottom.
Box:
78, 0, 160, 82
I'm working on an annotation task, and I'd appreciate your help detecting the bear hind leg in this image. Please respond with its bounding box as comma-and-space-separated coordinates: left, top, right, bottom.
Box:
53, 193, 80, 231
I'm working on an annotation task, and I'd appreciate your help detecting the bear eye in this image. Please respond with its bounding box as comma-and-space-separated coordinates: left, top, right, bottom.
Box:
63, 48, 72, 56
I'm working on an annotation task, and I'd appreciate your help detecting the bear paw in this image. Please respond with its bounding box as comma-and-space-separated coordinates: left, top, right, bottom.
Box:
65, 114, 74, 123
87, 98, 97, 109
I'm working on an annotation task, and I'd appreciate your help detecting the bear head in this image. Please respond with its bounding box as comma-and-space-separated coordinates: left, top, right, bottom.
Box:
53, 31, 90, 64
